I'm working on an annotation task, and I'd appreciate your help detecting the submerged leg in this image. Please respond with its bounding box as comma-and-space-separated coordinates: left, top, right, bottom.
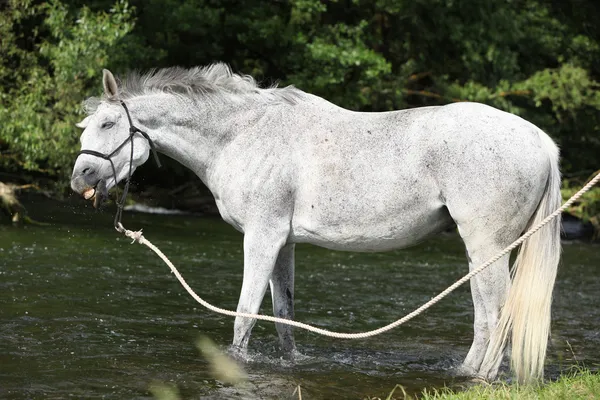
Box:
459, 241, 511, 378
445, 183, 539, 379
232, 227, 289, 355
269, 243, 296, 353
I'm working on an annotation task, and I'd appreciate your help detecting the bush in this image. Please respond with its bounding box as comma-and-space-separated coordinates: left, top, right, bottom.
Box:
0, 0, 135, 185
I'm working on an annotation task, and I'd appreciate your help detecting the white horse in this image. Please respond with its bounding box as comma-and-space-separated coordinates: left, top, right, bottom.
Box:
70, 64, 561, 383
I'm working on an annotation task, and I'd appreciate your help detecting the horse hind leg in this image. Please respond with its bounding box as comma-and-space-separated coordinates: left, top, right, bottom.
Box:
451, 200, 538, 379
458, 234, 512, 378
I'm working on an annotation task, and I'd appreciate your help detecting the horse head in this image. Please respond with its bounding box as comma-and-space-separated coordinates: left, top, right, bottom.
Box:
71, 70, 152, 207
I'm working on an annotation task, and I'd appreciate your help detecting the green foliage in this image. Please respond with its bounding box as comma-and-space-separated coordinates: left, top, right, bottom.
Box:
562, 174, 600, 234
1, 0, 599, 194
288, 16, 392, 109
0, 0, 135, 178
523, 64, 600, 114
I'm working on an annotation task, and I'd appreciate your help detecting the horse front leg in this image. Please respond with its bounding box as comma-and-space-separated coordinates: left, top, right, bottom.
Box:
269, 243, 296, 354
231, 226, 289, 356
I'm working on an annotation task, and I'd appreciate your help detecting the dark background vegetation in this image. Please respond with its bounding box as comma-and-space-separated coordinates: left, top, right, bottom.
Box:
1, 0, 599, 222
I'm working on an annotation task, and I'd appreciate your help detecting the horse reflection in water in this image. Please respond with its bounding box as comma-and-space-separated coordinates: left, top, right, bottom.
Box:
70, 64, 561, 383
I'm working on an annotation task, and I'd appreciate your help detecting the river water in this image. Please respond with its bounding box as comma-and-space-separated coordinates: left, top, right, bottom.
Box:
1, 196, 598, 399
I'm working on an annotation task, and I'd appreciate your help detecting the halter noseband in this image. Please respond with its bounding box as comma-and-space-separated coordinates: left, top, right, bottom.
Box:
77, 100, 161, 231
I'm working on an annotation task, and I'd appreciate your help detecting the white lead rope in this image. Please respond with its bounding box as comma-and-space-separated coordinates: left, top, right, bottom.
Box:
118, 171, 600, 339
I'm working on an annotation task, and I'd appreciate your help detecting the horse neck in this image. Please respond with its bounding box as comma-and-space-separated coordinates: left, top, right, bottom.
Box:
127, 93, 258, 184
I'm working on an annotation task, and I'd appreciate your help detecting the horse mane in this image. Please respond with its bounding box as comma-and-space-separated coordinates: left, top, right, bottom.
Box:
84, 63, 304, 114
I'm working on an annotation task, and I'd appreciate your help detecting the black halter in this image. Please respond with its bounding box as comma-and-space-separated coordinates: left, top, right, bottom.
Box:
78, 100, 161, 231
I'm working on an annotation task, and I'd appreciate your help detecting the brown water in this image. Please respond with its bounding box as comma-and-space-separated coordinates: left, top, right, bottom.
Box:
1, 195, 598, 399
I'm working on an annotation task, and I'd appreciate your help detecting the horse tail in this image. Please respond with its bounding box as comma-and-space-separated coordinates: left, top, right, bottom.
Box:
485, 129, 562, 383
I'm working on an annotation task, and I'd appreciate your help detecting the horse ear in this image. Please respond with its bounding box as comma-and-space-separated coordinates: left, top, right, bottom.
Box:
76, 115, 92, 129
102, 69, 119, 98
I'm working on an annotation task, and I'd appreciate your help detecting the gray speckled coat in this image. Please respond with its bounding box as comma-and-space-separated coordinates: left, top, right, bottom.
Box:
71, 65, 561, 383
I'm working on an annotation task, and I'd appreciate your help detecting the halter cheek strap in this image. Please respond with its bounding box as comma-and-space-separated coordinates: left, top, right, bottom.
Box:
77, 100, 161, 230
119, 101, 161, 167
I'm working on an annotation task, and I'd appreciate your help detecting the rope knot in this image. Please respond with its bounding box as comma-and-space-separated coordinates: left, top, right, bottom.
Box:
125, 228, 145, 244
117, 222, 145, 244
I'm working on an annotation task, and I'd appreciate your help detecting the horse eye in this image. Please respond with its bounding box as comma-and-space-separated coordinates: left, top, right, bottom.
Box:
101, 121, 115, 129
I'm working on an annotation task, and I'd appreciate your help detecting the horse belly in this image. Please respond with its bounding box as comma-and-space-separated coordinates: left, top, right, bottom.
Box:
290, 198, 452, 252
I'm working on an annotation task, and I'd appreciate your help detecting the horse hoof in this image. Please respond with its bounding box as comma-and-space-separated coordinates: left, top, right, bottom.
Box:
227, 345, 250, 362
469, 376, 491, 385
452, 364, 477, 377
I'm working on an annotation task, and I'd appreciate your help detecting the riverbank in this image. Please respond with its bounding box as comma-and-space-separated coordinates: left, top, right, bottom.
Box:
383, 369, 600, 400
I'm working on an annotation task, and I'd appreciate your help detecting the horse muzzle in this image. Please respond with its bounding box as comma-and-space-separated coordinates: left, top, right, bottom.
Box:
71, 168, 109, 208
